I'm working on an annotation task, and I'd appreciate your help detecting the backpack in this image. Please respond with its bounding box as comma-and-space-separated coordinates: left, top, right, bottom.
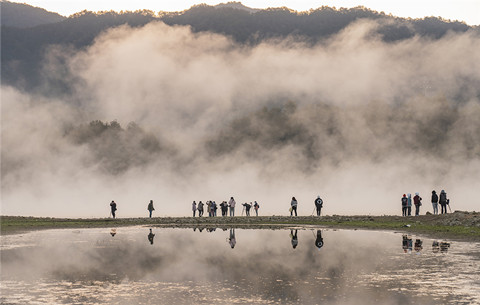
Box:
315, 198, 323, 206
401, 197, 408, 206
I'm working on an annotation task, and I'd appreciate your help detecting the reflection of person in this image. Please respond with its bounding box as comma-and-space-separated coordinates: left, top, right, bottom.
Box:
110, 228, 116, 237
414, 239, 423, 252
110, 200, 117, 218
290, 197, 298, 216
254, 201, 260, 216
315, 230, 324, 249
192, 201, 197, 217
147, 200, 155, 218
148, 228, 155, 245
432, 241, 440, 253
402, 234, 412, 253
229, 197, 236, 216
290, 229, 298, 249
440, 241, 450, 253
314, 196, 323, 216
228, 229, 236, 249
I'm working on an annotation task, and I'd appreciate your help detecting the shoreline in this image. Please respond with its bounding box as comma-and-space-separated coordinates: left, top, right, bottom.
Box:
1, 212, 479, 241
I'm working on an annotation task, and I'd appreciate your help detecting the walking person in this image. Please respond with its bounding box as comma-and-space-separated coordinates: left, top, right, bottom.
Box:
229, 197, 236, 216
314, 195, 323, 216
110, 200, 117, 219
413, 192, 422, 216
192, 201, 197, 217
198, 201, 204, 217
290, 197, 298, 216
401, 194, 408, 216
439, 190, 448, 214
407, 194, 412, 216
431, 190, 439, 215
254, 201, 260, 216
147, 200, 155, 218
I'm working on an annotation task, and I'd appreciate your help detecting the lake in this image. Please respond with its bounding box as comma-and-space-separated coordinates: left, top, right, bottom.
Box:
1, 226, 479, 304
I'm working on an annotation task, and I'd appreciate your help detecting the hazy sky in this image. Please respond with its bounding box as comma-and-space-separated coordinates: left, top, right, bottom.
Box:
11, 0, 480, 25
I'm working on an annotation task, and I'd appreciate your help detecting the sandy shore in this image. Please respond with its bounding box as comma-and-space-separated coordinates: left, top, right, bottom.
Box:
1, 211, 479, 240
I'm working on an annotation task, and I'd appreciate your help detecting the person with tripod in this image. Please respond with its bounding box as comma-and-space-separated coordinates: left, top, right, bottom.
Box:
314, 196, 323, 216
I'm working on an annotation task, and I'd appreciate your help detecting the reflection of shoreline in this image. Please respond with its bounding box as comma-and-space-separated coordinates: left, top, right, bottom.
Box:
2, 214, 479, 241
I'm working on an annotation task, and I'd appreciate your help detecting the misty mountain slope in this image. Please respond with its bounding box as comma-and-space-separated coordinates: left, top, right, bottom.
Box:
1, 4, 476, 93
0, 0, 65, 28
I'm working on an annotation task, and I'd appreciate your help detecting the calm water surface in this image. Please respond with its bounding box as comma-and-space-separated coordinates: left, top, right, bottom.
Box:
1, 226, 479, 305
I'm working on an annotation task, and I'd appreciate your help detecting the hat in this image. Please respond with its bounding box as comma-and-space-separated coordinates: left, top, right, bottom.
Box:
415, 192, 419, 196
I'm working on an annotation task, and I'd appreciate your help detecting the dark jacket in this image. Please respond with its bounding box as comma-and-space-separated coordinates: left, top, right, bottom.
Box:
431, 193, 438, 203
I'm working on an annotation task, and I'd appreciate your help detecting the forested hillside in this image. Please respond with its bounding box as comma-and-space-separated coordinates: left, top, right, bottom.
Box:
2, 3, 476, 93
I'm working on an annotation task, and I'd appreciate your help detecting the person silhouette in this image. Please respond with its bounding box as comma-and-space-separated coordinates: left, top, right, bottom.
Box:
147, 200, 155, 218
228, 228, 236, 249
290, 229, 298, 249
315, 230, 324, 249
110, 200, 117, 218
148, 228, 155, 245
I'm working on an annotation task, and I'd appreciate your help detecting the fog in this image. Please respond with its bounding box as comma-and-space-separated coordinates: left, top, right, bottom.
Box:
2, 20, 480, 217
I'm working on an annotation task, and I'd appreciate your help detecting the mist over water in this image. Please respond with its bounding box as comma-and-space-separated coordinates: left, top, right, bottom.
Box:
1, 227, 479, 305
2, 20, 480, 217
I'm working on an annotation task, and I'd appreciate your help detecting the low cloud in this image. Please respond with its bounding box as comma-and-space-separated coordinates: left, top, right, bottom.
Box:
2, 20, 480, 217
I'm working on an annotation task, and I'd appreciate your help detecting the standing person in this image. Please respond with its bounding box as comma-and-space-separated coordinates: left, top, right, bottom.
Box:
192, 201, 197, 217
147, 200, 155, 218
401, 194, 408, 216
242, 202, 251, 216
212, 201, 217, 217
229, 197, 236, 217
206, 201, 212, 217
314, 196, 323, 216
413, 192, 422, 216
431, 190, 439, 215
197, 201, 204, 217
290, 197, 298, 216
439, 190, 448, 214
110, 200, 117, 219
254, 201, 260, 216
407, 194, 412, 216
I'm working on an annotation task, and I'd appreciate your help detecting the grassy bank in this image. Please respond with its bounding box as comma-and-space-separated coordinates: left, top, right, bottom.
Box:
1, 212, 479, 240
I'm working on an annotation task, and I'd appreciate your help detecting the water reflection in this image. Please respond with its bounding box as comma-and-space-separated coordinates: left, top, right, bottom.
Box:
315, 230, 324, 250
402, 234, 413, 253
289, 229, 298, 249
110, 228, 116, 237
147, 228, 155, 245
228, 229, 236, 249
1, 227, 479, 305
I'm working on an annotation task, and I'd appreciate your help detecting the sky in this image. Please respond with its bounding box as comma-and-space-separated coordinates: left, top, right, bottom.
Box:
10, 0, 480, 25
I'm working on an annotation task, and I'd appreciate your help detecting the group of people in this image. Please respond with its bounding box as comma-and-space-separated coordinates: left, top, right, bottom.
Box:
191, 197, 261, 217
402, 235, 450, 253
109, 195, 325, 219
401, 190, 450, 216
